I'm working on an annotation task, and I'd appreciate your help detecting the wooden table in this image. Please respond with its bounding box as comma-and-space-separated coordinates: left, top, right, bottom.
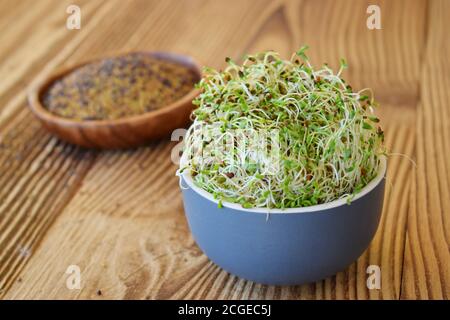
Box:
0, 0, 448, 300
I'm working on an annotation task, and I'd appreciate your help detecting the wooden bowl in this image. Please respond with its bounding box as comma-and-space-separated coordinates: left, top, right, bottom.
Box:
28, 52, 202, 149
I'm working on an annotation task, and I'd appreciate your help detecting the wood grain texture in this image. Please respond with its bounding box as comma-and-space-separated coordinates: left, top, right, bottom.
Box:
0, 0, 106, 127
0, 0, 448, 299
401, 0, 450, 299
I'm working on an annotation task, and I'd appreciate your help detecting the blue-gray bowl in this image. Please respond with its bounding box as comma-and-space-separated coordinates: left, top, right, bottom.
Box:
180, 157, 386, 285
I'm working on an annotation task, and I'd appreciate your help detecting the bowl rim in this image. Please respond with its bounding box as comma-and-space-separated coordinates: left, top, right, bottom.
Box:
181, 155, 387, 214
27, 51, 202, 128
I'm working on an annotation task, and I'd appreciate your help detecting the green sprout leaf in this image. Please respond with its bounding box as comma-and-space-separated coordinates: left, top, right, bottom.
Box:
362, 122, 373, 130
296, 45, 310, 61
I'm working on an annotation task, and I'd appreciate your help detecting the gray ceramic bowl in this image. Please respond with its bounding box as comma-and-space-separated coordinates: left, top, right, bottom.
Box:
180, 157, 386, 285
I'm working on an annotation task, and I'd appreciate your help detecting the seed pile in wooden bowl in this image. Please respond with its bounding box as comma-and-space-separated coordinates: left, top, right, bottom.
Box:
42, 52, 198, 121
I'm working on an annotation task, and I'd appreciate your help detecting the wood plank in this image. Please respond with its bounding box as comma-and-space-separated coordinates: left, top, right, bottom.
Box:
0, 0, 121, 297
0, 110, 97, 297
401, 0, 450, 299
0, 0, 103, 120
2, 0, 276, 299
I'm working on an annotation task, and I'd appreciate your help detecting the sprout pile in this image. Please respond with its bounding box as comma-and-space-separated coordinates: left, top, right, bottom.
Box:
179, 47, 385, 209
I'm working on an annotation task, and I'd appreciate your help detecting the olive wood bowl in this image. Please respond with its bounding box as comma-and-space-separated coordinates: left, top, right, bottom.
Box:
28, 52, 202, 149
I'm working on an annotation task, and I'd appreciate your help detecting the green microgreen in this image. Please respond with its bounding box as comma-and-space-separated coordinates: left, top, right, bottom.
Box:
178, 47, 385, 209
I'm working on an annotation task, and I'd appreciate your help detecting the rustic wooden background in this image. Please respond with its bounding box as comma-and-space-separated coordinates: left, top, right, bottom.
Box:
0, 0, 448, 300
